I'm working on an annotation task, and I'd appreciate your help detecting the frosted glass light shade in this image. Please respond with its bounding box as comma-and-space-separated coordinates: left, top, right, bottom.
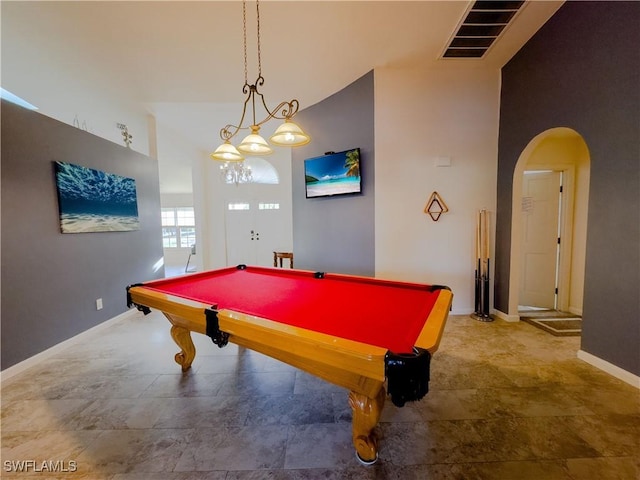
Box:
269, 120, 311, 146
210, 141, 244, 162
237, 128, 274, 156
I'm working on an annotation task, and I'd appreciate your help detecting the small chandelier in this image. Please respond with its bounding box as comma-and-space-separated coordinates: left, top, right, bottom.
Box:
210, 0, 310, 166
219, 161, 253, 186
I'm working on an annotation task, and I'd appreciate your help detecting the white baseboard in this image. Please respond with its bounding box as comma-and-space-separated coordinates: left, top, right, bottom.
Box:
492, 309, 520, 322
577, 350, 640, 389
1, 309, 137, 384
568, 306, 583, 316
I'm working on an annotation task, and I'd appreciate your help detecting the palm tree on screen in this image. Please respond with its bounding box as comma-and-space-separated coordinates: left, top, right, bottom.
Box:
344, 149, 360, 177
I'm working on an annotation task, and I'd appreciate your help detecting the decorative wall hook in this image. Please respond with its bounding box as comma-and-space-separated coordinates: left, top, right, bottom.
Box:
424, 191, 449, 221
117, 123, 133, 148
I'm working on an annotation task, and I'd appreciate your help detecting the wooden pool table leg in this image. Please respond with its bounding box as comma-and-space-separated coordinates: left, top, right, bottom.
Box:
170, 325, 196, 372
348, 387, 386, 464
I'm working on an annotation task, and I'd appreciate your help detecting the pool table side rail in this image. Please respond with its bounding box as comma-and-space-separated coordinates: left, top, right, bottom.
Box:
218, 309, 387, 396
140, 265, 445, 296
127, 284, 388, 394
298, 267, 448, 291
414, 288, 453, 353
128, 285, 388, 362
127, 286, 212, 335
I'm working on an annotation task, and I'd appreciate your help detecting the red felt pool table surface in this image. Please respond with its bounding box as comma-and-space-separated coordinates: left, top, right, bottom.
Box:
142, 265, 443, 354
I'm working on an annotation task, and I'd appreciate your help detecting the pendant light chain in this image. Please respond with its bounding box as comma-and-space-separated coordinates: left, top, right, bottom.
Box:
209, 0, 310, 165
256, 0, 262, 77
242, 0, 262, 84
242, 0, 248, 85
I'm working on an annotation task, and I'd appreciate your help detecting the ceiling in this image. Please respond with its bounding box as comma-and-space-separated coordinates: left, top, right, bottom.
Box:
3, 1, 563, 193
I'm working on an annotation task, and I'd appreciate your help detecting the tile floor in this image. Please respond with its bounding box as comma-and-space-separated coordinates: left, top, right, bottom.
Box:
1, 312, 638, 479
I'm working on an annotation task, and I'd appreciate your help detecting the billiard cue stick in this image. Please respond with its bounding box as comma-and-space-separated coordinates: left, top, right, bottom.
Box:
482, 210, 492, 320
483, 258, 491, 318
473, 209, 493, 321
475, 257, 481, 314
474, 210, 481, 314
474, 210, 484, 318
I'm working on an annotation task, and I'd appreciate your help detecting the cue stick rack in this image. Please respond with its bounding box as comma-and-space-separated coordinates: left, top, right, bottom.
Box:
472, 209, 493, 322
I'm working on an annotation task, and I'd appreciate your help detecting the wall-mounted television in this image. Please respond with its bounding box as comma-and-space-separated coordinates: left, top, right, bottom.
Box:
304, 148, 361, 198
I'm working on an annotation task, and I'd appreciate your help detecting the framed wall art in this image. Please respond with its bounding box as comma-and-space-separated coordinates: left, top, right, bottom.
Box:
54, 161, 139, 233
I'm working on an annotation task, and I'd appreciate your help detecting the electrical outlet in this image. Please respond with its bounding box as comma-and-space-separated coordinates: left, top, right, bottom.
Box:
96, 298, 103, 310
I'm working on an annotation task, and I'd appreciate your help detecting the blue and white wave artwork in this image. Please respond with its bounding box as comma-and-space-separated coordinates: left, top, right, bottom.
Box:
54, 161, 140, 233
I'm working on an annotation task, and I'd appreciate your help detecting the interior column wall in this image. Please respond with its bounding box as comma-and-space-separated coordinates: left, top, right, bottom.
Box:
291, 72, 375, 277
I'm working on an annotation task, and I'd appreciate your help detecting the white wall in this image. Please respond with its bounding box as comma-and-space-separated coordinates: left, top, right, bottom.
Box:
2, 2, 149, 155
155, 121, 200, 194
374, 65, 500, 314
155, 120, 205, 274
2, 2, 151, 156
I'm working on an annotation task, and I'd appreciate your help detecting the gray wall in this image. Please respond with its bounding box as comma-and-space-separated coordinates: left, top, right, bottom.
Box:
1, 101, 164, 369
495, 2, 640, 375
292, 71, 375, 276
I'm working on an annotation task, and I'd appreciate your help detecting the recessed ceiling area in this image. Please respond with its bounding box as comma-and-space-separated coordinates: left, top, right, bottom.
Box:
443, 1, 526, 59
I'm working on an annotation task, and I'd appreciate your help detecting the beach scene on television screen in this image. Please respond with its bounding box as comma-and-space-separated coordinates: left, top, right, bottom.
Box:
305, 149, 361, 198
54, 161, 140, 233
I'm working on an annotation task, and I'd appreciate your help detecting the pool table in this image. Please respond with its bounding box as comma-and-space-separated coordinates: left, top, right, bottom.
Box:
127, 265, 452, 464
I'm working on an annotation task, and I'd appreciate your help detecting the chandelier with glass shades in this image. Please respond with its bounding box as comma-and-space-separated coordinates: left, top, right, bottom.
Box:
219, 160, 253, 185
210, 0, 310, 184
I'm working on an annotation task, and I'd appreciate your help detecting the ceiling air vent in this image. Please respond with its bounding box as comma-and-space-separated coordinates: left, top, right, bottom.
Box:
443, 0, 525, 58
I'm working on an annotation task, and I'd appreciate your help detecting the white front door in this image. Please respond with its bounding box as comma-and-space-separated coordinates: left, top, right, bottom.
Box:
224, 201, 255, 266
519, 171, 562, 308
224, 199, 291, 267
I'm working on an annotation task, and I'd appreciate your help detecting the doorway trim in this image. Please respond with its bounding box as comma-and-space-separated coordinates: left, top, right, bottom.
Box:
506, 127, 589, 320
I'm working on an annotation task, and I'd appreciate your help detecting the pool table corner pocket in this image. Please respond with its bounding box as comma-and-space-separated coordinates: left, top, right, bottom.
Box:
205, 308, 230, 347
384, 348, 431, 407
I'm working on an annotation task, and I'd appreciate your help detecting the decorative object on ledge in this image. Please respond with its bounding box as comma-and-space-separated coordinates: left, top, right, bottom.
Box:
73, 114, 89, 132
210, 0, 310, 167
424, 191, 449, 221
117, 123, 133, 148
472, 209, 493, 322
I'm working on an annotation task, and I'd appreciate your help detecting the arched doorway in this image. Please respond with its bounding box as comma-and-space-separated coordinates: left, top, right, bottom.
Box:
508, 128, 590, 326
